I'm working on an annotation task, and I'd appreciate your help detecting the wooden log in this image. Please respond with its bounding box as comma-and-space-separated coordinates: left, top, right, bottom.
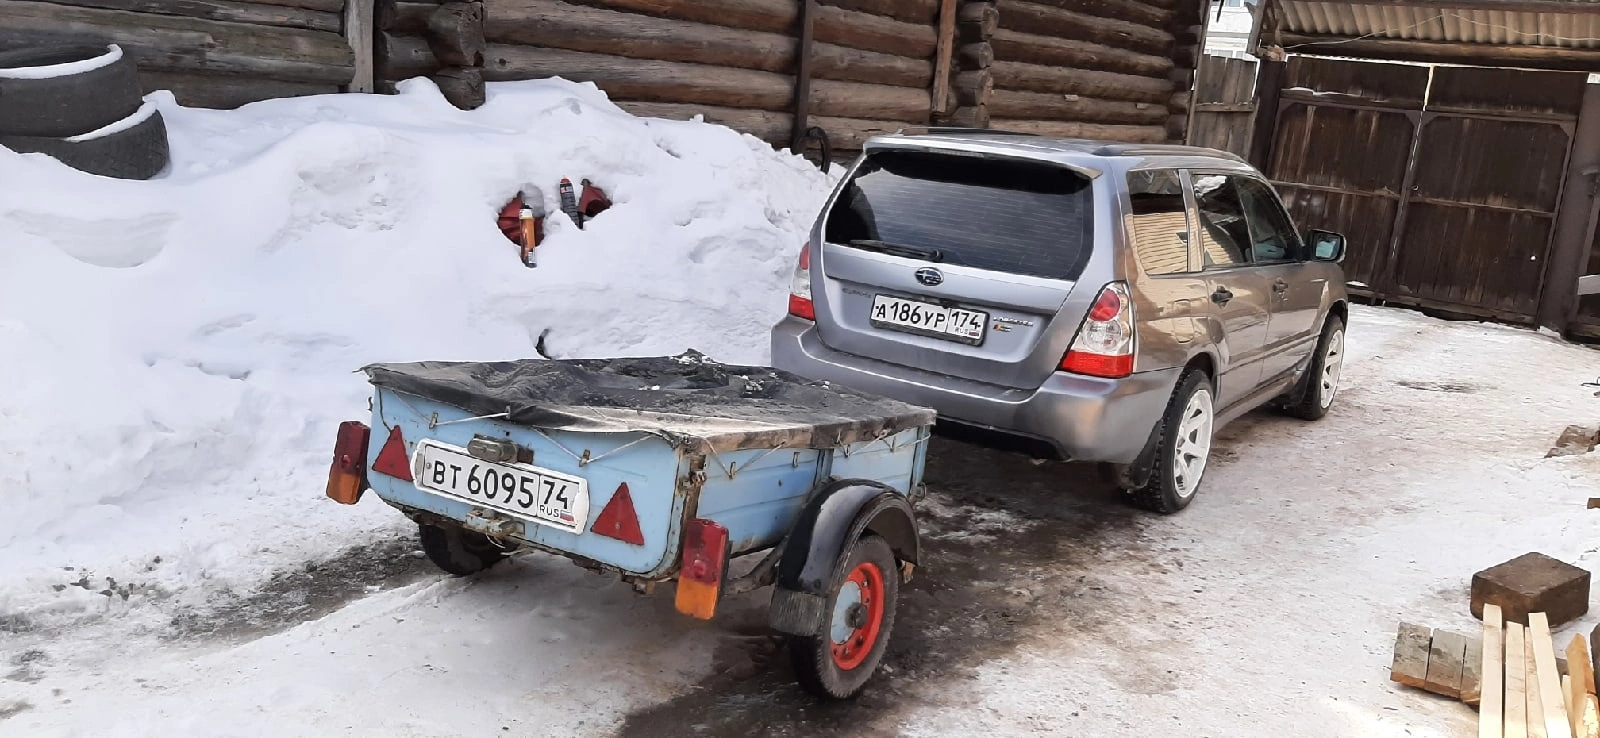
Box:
0, 0, 354, 83
991, 59, 1170, 103
380, 0, 434, 31
990, 117, 1164, 142
139, 69, 338, 107
818, 0, 937, 25
957, 1, 997, 43
479, 46, 932, 122
947, 104, 987, 127
483, 0, 932, 87
998, 0, 1172, 57
378, 32, 436, 79
559, 0, 935, 58
345, 0, 375, 91
1021, 0, 1168, 28
957, 41, 992, 70
991, 28, 1171, 77
1168, 89, 1191, 112
432, 65, 484, 108
952, 69, 990, 107
989, 89, 1166, 125
45, 0, 339, 31
233, 0, 339, 14
615, 101, 909, 149
427, 2, 484, 67
930, 0, 956, 114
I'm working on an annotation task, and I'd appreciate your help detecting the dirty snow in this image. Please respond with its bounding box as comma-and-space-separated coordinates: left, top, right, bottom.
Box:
4, 77, 1600, 738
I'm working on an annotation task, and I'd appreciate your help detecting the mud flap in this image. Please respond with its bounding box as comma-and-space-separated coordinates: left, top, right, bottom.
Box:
766, 479, 919, 637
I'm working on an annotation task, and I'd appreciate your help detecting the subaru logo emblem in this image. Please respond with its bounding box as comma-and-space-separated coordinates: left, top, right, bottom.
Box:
915, 268, 944, 287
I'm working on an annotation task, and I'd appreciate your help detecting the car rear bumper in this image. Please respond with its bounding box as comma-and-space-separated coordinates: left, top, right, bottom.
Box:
771, 317, 1180, 464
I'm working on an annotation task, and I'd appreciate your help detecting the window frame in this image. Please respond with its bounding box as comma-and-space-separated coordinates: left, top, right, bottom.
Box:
1230, 175, 1308, 265
1184, 168, 1256, 273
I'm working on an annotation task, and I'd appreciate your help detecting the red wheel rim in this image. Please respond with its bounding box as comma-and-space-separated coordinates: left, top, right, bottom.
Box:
830, 561, 885, 670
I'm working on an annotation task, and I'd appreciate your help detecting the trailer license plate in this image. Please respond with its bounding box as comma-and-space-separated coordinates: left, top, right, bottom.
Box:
870, 294, 988, 344
411, 440, 590, 534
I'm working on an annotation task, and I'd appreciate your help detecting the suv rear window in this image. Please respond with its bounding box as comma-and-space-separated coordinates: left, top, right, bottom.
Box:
823, 149, 1095, 281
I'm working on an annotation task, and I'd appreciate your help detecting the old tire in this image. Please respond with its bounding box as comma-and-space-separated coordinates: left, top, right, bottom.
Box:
0, 44, 143, 138
1286, 315, 1346, 421
789, 534, 898, 700
418, 522, 509, 576
0, 106, 170, 180
1128, 370, 1215, 515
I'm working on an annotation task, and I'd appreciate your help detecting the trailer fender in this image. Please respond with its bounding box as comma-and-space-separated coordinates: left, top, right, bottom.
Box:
767, 479, 919, 637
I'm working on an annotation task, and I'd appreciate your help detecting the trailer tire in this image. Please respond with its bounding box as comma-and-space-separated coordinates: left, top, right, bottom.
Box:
418, 522, 508, 576
789, 533, 898, 700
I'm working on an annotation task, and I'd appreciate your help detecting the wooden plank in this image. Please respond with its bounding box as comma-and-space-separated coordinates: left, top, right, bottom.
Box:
1582, 695, 1600, 738
1535, 640, 1551, 738
1466, 631, 1486, 707
929, 0, 956, 115
1532, 613, 1577, 738
344, 0, 375, 92
1485, 604, 1507, 738
1512, 622, 1532, 738
1572, 675, 1581, 733
1427, 629, 1471, 699
1570, 636, 1597, 737
1392, 622, 1433, 691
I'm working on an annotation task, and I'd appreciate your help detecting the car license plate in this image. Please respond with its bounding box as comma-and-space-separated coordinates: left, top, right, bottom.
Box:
410, 440, 590, 535
870, 294, 988, 344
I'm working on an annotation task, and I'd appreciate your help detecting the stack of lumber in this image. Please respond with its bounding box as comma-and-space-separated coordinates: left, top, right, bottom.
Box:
1392, 606, 1600, 737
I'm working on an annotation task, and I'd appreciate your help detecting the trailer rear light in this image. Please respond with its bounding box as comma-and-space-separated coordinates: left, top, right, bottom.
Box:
591, 482, 645, 546
674, 518, 729, 620
787, 243, 815, 321
370, 425, 414, 482
1059, 282, 1136, 379
325, 421, 371, 505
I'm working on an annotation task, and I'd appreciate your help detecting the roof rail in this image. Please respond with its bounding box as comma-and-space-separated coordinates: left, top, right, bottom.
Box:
891, 126, 1041, 137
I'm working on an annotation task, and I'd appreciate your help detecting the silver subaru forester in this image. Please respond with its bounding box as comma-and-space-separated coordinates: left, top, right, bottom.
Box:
771, 130, 1350, 514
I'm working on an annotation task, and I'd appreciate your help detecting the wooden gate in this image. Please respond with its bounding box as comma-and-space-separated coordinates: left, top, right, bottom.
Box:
1267, 58, 1588, 323
1188, 54, 1256, 158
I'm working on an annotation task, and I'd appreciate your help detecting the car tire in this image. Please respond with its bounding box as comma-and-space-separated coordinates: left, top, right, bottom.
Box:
0, 44, 143, 138
418, 522, 509, 576
1285, 315, 1346, 421
1128, 369, 1216, 515
789, 534, 899, 700
0, 106, 170, 180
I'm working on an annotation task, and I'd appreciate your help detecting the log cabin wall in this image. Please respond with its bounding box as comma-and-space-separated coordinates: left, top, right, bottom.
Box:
0, 0, 361, 109
984, 0, 1200, 144
377, 0, 959, 153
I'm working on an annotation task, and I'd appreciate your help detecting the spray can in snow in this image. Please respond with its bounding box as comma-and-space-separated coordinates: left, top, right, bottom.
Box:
559, 177, 583, 229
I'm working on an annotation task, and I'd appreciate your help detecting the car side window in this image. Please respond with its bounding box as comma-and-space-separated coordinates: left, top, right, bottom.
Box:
1126, 169, 1192, 276
1233, 177, 1305, 263
1189, 173, 1251, 269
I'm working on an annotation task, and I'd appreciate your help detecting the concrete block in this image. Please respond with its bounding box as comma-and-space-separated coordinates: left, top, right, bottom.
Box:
1472, 552, 1591, 627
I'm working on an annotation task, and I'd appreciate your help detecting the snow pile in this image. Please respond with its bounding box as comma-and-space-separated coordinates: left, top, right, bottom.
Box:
0, 78, 837, 625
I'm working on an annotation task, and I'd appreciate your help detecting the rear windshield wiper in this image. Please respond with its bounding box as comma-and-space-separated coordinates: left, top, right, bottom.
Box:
847, 239, 944, 263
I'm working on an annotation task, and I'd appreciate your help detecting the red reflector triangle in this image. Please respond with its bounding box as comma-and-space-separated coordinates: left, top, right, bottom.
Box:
371, 425, 413, 482
590, 483, 644, 546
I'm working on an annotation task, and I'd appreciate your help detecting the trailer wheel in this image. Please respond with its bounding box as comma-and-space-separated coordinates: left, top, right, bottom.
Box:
789, 533, 898, 700
418, 522, 508, 576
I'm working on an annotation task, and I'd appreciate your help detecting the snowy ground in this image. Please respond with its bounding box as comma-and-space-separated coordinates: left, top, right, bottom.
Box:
4, 80, 1600, 737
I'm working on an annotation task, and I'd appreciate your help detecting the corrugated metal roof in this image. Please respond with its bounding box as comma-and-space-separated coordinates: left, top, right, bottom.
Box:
1278, 1, 1600, 49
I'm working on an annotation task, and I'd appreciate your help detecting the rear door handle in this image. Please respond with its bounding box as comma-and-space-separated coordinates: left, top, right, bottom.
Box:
1211, 287, 1233, 306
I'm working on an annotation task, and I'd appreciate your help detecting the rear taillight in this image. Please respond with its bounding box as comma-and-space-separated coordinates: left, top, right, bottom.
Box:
1059, 282, 1136, 379
674, 518, 729, 620
787, 243, 815, 321
326, 421, 371, 505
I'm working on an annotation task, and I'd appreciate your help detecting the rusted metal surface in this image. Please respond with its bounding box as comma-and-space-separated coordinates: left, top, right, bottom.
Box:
1268, 59, 1582, 323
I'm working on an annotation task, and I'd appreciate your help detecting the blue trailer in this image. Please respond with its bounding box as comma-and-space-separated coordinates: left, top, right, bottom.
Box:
324, 351, 935, 699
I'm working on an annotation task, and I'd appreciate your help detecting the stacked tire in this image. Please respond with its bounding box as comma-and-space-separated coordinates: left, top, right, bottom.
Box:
0, 44, 170, 180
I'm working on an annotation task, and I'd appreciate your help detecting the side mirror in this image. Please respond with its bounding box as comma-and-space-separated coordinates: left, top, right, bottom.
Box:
1308, 229, 1346, 262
